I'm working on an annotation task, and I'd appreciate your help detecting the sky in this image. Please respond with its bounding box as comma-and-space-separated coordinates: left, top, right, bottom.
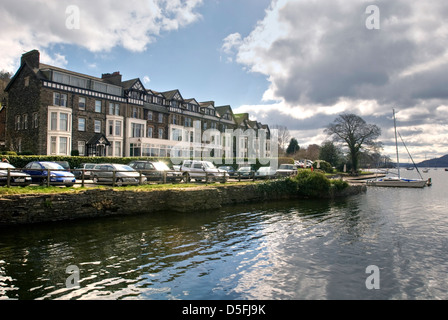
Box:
2, 0, 448, 163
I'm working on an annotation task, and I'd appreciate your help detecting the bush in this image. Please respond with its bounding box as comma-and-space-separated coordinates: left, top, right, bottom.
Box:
292, 170, 331, 197
330, 179, 349, 191
313, 160, 334, 173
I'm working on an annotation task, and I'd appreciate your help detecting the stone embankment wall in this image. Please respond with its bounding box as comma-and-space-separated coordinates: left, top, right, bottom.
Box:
0, 184, 366, 226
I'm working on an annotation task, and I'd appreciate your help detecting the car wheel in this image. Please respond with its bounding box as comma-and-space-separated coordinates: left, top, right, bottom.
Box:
93, 176, 99, 184
183, 173, 191, 183
65, 184, 74, 188
116, 178, 123, 186
40, 178, 48, 186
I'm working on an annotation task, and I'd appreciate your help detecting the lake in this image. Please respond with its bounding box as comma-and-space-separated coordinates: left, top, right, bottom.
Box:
0, 168, 447, 300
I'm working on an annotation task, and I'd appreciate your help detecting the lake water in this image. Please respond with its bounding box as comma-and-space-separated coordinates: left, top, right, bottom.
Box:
0, 169, 447, 300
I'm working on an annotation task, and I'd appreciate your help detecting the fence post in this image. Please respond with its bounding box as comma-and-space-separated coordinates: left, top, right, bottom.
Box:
139, 171, 143, 185
163, 171, 167, 184
112, 170, 116, 187
47, 170, 50, 187
7, 168, 11, 188
81, 169, 85, 188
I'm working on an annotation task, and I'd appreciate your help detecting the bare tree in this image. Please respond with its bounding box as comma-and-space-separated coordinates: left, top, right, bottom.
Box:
272, 125, 290, 152
325, 113, 381, 175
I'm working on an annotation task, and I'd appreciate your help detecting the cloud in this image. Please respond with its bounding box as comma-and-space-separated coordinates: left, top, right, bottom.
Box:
224, 0, 448, 161
0, 0, 203, 72
143, 76, 151, 85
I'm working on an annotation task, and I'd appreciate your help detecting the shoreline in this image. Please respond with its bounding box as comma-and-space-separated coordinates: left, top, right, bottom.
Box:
0, 182, 366, 227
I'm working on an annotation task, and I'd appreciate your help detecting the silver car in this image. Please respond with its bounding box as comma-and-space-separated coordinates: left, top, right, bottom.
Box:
0, 162, 33, 186
92, 164, 147, 186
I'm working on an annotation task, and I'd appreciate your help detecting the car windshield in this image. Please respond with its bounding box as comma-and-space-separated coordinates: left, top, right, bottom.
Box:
41, 162, 64, 170
203, 162, 216, 169
113, 165, 135, 172
0, 163, 15, 169
239, 167, 251, 171
153, 162, 170, 171
279, 164, 292, 169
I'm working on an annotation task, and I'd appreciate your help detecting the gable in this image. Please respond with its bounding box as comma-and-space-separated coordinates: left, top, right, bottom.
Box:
131, 79, 145, 92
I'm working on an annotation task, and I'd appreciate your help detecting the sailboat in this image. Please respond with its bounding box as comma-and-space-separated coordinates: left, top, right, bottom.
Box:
367, 110, 429, 188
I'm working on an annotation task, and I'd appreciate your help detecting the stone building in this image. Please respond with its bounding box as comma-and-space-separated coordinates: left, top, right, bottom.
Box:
4, 50, 271, 160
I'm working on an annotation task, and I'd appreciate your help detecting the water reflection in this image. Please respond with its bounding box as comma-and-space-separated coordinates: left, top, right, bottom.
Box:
1, 173, 448, 300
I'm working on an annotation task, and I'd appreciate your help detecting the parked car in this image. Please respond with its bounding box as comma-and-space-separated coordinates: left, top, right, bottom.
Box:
73, 163, 97, 179
23, 161, 76, 187
128, 161, 183, 182
255, 166, 277, 179
236, 166, 254, 179
54, 161, 70, 170
0, 162, 32, 186
92, 164, 147, 186
218, 166, 236, 176
276, 164, 298, 177
180, 160, 228, 182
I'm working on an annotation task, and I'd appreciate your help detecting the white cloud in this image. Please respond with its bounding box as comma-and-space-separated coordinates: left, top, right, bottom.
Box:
143, 76, 151, 85
223, 0, 448, 160
0, 0, 203, 72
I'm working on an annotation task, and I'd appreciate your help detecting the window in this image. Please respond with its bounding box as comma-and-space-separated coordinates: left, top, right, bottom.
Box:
50, 137, 57, 154
132, 107, 138, 118
24, 77, 30, 87
109, 103, 120, 115
33, 113, 38, 129
94, 120, 101, 133
78, 141, 86, 156
108, 120, 114, 135
158, 113, 163, 123
59, 137, 68, 155
50, 112, 57, 131
158, 128, 164, 139
147, 127, 153, 138
131, 123, 144, 138
185, 117, 192, 127
95, 100, 102, 113
78, 118, 86, 131
60, 113, 68, 131
79, 97, 86, 110
15, 115, 21, 130
114, 141, 122, 157
22, 114, 28, 130
54, 92, 67, 107
147, 111, 153, 121
115, 121, 122, 136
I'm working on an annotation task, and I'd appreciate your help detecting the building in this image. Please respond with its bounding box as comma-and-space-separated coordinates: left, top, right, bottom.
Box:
4, 50, 271, 161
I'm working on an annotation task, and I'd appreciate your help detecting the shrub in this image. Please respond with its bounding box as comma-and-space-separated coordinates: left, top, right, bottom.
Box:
292, 170, 331, 197
330, 179, 349, 191
313, 160, 334, 173
256, 177, 298, 195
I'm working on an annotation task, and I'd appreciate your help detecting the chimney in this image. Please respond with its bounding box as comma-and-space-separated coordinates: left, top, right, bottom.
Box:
102, 72, 122, 85
21, 50, 40, 69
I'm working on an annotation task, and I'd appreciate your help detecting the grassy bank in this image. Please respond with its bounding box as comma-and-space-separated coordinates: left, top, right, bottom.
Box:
0, 171, 350, 198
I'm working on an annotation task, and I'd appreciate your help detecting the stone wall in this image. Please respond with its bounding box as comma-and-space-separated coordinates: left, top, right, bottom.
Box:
0, 184, 366, 226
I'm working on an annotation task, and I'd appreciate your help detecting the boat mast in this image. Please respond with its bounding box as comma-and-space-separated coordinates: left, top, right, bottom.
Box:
393, 109, 400, 179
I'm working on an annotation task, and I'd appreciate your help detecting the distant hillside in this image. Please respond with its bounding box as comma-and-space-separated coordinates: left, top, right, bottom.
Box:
417, 154, 448, 167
